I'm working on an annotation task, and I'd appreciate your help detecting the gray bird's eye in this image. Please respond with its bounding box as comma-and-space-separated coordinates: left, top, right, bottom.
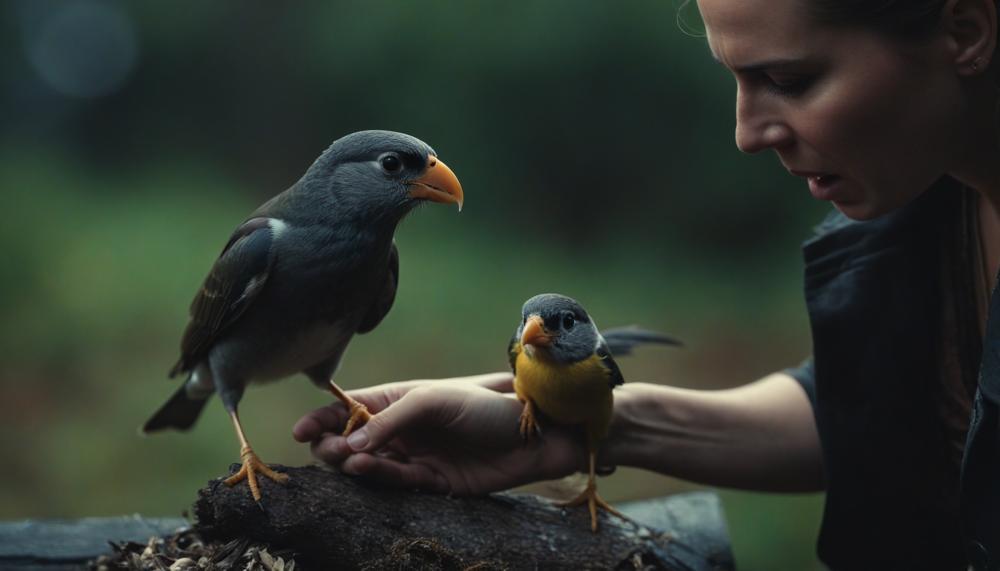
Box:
562, 313, 575, 329
379, 153, 402, 174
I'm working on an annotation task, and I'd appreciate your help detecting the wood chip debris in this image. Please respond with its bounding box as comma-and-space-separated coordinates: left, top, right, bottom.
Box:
89, 528, 297, 571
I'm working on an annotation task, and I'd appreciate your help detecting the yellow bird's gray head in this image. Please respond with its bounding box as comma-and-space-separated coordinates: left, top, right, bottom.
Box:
516, 293, 600, 363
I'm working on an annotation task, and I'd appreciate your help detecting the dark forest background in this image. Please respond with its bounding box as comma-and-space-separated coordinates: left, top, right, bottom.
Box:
1, 2, 828, 569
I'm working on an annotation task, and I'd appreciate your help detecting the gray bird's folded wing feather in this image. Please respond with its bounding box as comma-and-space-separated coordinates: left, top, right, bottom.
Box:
169, 217, 276, 377
356, 242, 399, 334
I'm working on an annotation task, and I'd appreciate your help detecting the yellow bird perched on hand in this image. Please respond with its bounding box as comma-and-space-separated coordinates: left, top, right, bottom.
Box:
508, 293, 680, 532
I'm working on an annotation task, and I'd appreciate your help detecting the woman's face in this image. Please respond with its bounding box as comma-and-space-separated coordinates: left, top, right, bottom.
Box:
698, 0, 966, 220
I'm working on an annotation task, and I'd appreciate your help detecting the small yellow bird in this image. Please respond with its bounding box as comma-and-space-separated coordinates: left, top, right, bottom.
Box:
508, 293, 680, 532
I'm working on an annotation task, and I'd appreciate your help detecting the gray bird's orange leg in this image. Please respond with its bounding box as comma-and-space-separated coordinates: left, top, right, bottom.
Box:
518, 399, 541, 440
557, 449, 629, 532
223, 410, 289, 501
329, 382, 371, 436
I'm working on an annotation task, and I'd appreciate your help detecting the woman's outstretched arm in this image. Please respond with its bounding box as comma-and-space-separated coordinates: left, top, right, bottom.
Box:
605, 373, 824, 492
293, 371, 824, 494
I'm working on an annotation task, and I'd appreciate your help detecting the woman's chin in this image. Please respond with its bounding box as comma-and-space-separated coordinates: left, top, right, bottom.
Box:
831, 199, 885, 221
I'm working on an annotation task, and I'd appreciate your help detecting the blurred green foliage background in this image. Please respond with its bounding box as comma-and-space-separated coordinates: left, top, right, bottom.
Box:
1, 1, 830, 569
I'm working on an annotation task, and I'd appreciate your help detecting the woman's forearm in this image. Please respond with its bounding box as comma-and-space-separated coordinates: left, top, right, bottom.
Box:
605, 373, 825, 492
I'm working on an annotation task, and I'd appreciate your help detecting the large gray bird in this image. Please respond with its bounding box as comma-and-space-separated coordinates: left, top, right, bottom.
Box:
143, 130, 464, 501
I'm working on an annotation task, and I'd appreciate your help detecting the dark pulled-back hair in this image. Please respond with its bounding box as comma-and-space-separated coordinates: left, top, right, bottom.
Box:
807, 0, 947, 38
808, 0, 1000, 41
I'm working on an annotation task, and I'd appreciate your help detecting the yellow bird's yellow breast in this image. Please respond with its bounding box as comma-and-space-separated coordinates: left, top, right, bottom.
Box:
514, 349, 613, 430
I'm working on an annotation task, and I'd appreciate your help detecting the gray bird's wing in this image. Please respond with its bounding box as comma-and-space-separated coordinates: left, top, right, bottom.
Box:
169, 217, 276, 377
356, 242, 399, 334
596, 338, 625, 389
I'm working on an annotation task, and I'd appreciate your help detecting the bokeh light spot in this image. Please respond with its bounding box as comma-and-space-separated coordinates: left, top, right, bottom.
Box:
26, 0, 138, 99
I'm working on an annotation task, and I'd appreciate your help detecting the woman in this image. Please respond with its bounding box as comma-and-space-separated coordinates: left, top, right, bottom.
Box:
293, 0, 1000, 568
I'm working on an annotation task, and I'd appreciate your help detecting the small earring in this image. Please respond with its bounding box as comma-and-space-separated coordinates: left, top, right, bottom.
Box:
972, 56, 988, 72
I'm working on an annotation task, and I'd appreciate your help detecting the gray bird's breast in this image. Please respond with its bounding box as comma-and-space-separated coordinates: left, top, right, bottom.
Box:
251, 317, 357, 381
209, 223, 391, 384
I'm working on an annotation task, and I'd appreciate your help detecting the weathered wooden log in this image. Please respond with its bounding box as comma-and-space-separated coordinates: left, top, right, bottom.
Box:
0, 466, 733, 570
194, 464, 734, 570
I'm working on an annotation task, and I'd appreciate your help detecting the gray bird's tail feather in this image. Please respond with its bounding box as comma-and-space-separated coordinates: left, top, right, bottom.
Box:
142, 383, 212, 433
601, 326, 682, 357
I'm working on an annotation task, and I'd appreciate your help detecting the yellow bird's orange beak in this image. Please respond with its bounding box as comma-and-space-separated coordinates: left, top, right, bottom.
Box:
521, 315, 553, 347
407, 156, 464, 211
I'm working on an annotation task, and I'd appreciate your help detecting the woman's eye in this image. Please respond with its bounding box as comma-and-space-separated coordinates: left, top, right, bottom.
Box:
562, 314, 575, 329
380, 154, 402, 173
762, 74, 814, 97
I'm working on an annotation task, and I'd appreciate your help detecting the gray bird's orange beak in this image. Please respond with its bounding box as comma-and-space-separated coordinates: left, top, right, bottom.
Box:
407, 156, 464, 211
521, 315, 553, 347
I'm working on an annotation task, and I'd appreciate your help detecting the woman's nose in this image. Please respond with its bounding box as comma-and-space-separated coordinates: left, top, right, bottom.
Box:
735, 92, 793, 154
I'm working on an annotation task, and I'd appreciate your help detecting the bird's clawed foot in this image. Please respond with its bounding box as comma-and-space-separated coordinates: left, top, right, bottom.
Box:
224, 444, 289, 501
557, 480, 628, 532
341, 398, 371, 436
518, 400, 541, 441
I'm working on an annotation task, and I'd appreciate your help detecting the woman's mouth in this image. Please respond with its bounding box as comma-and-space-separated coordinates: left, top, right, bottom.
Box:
806, 174, 844, 201
789, 170, 846, 202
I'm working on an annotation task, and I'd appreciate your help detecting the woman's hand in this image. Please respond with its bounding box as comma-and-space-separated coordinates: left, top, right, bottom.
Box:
292, 373, 585, 495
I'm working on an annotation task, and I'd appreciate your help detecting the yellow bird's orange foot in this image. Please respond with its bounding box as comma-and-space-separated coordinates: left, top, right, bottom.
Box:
519, 400, 541, 441
224, 445, 289, 501
341, 398, 371, 436
557, 481, 629, 532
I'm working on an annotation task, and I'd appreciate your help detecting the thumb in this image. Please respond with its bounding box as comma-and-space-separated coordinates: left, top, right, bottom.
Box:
345, 386, 449, 452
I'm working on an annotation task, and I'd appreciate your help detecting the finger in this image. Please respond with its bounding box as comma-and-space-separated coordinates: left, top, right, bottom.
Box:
375, 448, 408, 463
309, 430, 410, 466
343, 387, 453, 453
292, 404, 347, 442
292, 387, 408, 442
341, 453, 450, 493
309, 433, 353, 465
466, 372, 515, 393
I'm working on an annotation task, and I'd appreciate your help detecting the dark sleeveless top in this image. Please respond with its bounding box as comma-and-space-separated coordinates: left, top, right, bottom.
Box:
787, 178, 1000, 570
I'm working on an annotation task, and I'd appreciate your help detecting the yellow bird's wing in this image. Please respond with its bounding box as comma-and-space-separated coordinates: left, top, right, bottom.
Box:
507, 332, 520, 375
509, 335, 532, 404
596, 338, 625, 389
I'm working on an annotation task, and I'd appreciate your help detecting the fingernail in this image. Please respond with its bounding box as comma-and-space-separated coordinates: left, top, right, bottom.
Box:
346, 429, 369, 451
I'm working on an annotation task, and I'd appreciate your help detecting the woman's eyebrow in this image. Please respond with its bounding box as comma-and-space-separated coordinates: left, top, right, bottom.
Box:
712, 56, 806, 73
734, 58, 807, 73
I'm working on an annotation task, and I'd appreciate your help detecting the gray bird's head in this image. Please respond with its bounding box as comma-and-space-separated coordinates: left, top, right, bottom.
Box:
296, 130, 463, 223
516, 293, 601, 364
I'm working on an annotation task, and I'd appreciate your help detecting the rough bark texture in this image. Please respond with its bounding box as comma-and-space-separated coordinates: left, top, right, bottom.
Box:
194, 464, 734, 570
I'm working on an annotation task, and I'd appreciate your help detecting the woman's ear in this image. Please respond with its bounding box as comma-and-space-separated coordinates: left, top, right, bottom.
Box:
940, 0, 997, 75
